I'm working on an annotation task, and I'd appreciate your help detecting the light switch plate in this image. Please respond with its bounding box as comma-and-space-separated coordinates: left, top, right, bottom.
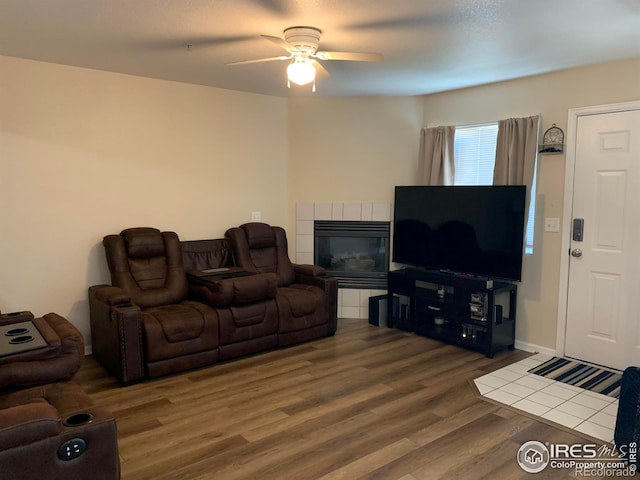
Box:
251, 211, 262, 222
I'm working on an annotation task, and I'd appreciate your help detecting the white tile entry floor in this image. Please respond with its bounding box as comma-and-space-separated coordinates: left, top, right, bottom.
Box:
474, 353, 619, 443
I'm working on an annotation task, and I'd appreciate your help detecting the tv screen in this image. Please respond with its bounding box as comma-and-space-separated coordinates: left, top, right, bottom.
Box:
392, 185, 526, 281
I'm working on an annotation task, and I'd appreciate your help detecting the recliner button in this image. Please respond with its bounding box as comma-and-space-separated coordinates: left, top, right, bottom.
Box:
57, 438, 87, 461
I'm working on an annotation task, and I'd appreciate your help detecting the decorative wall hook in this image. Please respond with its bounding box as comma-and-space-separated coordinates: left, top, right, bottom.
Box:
539, 123, 564, 154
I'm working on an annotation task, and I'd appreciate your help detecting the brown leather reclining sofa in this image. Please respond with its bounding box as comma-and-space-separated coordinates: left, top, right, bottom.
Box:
89, 224, 337, 384
0, 311, 119, 480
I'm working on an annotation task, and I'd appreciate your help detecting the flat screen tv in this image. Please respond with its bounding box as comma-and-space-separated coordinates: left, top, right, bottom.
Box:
392, 185, 526, 281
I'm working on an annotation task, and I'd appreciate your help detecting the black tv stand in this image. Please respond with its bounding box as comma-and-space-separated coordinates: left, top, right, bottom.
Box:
387, 268, 516, 358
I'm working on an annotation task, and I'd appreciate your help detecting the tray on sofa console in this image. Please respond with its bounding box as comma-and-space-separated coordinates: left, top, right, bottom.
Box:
0, 321, 48, 358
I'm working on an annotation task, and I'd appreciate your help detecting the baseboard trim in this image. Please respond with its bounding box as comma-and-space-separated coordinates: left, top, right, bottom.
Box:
514, 339, 556, 357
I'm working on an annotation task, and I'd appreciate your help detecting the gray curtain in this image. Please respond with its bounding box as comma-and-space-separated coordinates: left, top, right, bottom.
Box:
493, 115, 540, 186
417, 126, 455, 185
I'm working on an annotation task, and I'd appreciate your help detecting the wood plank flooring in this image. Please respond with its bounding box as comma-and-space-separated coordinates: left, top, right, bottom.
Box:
76, 318, 606, 480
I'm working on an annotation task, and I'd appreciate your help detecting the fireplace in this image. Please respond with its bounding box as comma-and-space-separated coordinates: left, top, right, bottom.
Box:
314, 220, 390, 289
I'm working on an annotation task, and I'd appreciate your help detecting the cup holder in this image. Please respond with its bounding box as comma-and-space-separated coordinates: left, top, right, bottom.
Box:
5, 327, 30, 336
9, 335, 34, 344
63, 412, 94, 427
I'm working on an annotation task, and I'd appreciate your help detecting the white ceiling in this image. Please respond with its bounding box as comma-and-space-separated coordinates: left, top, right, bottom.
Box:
1, 0, 638, 98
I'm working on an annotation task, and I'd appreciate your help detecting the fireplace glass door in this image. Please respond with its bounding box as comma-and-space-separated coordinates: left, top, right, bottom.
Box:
314, 221, 390, 289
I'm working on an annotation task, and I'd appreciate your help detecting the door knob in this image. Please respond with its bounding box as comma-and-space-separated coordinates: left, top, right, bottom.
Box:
571, 248, 583, 258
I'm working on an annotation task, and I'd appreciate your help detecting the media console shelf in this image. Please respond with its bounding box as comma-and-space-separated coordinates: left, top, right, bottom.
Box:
387, 268, 517, 358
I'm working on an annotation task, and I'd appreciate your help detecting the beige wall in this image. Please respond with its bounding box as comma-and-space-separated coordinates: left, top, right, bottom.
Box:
287, 96, 424, 223
287, 58, 640, 351
0, 55, 288, 345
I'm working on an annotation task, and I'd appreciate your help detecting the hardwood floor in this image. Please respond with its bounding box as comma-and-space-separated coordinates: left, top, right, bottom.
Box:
77, 318, 606, 480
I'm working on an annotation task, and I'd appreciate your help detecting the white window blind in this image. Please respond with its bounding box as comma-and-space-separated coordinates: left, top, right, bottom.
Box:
454, 124, 498, 186
453, 123, 536, 254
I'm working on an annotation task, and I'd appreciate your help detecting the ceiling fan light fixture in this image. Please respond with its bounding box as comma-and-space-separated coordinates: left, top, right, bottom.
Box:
230, 26, 382, 93
287, 58, 316, 86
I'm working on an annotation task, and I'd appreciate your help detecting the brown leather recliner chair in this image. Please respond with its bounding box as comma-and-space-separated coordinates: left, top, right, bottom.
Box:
225, 222, 338, 346
0, 311, 119, 480
89, 227, 220, 383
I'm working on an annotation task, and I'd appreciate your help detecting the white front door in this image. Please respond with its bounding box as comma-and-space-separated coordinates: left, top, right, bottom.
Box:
564, 107, 640, 370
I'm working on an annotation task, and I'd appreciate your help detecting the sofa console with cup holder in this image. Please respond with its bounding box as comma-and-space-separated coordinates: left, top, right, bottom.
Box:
0, 310, 120, 480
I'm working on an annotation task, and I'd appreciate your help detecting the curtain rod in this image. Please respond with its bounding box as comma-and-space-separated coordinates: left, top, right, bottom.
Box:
454, 121, 498, 128
426, 114, 541, 130
423, 121, 496, 129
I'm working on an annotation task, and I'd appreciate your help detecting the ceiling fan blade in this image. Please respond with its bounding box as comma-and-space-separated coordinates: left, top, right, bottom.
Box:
311, 60, 331, 80
261, 35, 299, 53
345, 12, 456, 31
254, 0, 289, 15
227, 55, 291, 66
315, 51, 383, 62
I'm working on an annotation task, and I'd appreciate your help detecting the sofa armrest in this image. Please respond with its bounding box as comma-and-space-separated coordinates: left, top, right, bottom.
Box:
0, 402, 60, 450
292, 270, 338, 336
89, 285, 144, 384
0, 400, 120, 480
0, 313, 85, 389
92, 285, 132, 307
0, 311, 35, 325
293, 264, 326, 277
190, 273, 277, 307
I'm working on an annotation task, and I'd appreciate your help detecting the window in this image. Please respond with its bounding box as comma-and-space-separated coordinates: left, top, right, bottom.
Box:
454, 124, 537, 254
454, 124, 498, 186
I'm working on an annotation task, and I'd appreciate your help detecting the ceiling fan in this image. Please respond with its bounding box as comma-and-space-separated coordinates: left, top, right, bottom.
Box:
227, 26, 383, 91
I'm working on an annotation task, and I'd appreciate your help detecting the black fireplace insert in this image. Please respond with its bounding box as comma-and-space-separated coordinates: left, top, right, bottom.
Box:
314, 220, 390, 289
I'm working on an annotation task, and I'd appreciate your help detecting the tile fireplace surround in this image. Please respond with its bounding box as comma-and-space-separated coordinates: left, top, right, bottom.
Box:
296, 202, 391, 320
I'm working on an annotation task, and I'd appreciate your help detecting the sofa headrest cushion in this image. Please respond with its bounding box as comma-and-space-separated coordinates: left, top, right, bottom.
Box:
242, 223, 276, 249
121, 227, 165, 258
